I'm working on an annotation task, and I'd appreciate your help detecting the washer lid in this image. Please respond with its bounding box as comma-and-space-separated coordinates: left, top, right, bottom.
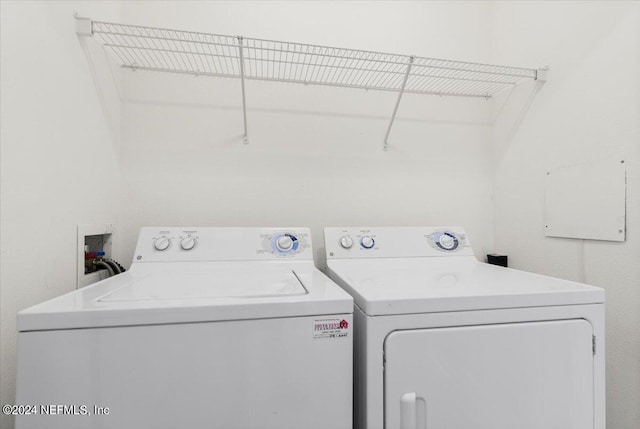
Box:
99, 267, 307, 302
327, 257, 604, 316
18, 261, 353, 331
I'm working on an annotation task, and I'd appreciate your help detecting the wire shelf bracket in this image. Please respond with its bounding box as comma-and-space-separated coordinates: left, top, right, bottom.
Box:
75, 15, 543, 150
237, 36, 249, 145
384, 56, 414, 151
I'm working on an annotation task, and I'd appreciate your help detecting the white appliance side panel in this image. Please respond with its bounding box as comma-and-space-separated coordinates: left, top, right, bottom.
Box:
384, 320, 594, 429
16, 315, 352, 429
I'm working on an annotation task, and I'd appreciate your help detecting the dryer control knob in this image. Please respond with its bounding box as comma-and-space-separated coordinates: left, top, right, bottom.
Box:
360, 236, 375, 249
154, 236, 171, 251
438, 234, 456, 250
340, 236, 354, 249
180, 236, 197, 251
276, 235, 294, 251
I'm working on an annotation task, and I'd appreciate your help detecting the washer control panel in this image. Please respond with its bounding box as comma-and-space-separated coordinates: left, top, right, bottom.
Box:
325, 227, 474, 259
134, 227, 312, 262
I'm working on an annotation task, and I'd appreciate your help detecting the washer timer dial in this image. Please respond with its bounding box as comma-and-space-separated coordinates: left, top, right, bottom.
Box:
271, 233, 299, 254
276, 235, 294, 251
153, 236, 171, 251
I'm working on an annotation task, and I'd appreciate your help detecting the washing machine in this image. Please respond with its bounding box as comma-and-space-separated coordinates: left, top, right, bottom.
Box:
16, 227, 353, 429
324, 226, 605, 429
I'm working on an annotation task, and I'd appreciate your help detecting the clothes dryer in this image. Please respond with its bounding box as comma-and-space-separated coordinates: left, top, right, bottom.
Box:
325, 226, 604, 429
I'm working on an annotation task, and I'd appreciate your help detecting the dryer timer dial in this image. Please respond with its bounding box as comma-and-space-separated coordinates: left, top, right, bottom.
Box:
432, 232, 460, 251
360, 236, 375, 249
438, 234, 456, 250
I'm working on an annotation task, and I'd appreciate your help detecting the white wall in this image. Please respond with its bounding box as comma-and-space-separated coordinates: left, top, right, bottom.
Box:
116, 1, 497, 266
491, 2, 640, 428
0, 2, 123, 428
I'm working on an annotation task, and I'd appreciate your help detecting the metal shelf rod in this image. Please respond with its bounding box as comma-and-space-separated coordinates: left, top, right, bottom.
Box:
384, 57, 414, 151
122, 65, 487, 98
120, 64, 496, 99
238, 36, 249, 144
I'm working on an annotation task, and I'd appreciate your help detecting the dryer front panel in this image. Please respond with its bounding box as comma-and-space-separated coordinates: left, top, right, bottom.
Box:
384, 319, 594, 429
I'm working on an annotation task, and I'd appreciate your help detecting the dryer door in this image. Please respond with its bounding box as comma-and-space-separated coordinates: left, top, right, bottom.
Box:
384, 320, 594, 429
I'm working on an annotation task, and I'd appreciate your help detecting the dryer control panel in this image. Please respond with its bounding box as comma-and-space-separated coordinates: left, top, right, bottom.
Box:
324, 227, 474, 259
134, 227, 312, 263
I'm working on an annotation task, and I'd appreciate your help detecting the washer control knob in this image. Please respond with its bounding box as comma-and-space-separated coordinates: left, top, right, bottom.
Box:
360, 236, 375, 249
438, 233, 457, 250
276, 235, 294, 251
340, 236, 353, 249
153, 236, 171, 251
180, 236, 197, 251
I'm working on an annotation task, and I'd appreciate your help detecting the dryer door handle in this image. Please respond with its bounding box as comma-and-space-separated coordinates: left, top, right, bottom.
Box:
400, 392, 426, 429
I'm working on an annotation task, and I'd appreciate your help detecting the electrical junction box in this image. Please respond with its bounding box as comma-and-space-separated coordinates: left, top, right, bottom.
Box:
77, 224, 115, 288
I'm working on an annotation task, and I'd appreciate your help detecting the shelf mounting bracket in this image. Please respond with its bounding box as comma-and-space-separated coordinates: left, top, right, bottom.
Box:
237, 36, 249, 145
536, 66, 549, 82
74, 12, 93, 36
384, 56, 414, 151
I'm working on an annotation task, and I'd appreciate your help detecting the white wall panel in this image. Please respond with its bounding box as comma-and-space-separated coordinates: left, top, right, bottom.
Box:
0, 2, 124, 429
545, 160, 626, 241
491, 3, 640, 428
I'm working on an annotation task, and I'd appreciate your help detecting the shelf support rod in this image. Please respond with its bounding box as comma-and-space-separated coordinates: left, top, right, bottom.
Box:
237, 36, 249, 145
384, 56, 414, 151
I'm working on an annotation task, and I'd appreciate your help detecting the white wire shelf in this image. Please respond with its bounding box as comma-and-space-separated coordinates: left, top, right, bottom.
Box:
76, 16, 542, 149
